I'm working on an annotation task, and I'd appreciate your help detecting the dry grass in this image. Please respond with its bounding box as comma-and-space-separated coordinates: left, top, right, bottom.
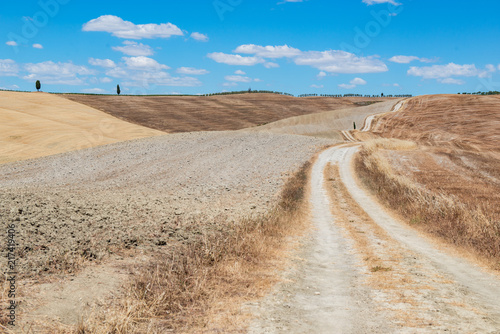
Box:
66, 160, 313, 333
355, 139, 500, 267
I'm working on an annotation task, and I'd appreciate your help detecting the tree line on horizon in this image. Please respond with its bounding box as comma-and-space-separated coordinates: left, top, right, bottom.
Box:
458, 91, 500, 95
25, 80, 413, 98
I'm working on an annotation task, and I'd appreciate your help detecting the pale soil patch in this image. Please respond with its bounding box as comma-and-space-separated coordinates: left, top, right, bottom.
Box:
0, 91, 164, 164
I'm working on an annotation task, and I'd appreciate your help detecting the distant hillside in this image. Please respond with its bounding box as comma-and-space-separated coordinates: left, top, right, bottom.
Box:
0, 91, 164, 164
63, 93, 397, 133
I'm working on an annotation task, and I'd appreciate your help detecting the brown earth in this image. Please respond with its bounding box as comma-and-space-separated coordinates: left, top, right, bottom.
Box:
63, 93, 396, 133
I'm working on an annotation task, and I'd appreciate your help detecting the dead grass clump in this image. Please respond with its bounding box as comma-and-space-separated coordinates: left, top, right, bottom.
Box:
355, 140, 500, 264
75, 161, 312, 333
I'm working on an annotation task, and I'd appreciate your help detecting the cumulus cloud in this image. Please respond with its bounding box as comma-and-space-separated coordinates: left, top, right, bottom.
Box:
339, 77, 367, 89
209, 44, 388, 74
234, 44, 301, 58
264, 62, 279, 68
317, 71, 327, 79
32, 43, 43, 49
234, 70, 246, 75
190, 32, 209, 42
123, 56, 169, 71
88, 58, 116, 68
82, 15, 184, 39
6, 41, 18, 46
103, 57, 201, 87
362, 0, 401, 5
311, 84, 324, 88
207, 52, 265, 66
350, 77, 367, 85
112, 41, 154, 56
176, 67, 209, 75
294, 50, 388, 73
100, 77, 113, 83
223, 82, 238, 87
408, 63, 493, 80
389, 55, 437, 64
0, 59, 19, 76
23, 61, 95, 85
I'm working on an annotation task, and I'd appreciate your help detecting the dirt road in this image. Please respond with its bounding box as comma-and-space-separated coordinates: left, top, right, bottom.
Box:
250, 145, 500, 333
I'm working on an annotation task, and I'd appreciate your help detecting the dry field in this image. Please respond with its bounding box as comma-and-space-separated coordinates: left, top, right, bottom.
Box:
0, 91, 164, 164
63, 93, 396, 133
357, 94, 500, 266
0, 91, 406, 332
0, 129, 333, 332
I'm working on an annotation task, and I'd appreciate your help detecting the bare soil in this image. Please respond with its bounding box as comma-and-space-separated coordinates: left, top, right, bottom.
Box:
63, 93, 396, 133
0, 131, 333, 330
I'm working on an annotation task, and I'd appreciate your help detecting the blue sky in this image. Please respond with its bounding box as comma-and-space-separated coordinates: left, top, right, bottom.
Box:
1, 0, 499, 95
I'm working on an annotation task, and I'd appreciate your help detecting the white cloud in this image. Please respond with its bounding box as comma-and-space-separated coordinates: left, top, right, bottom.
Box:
338, 84, 356, 89
278, 0, 303, 4
223, 82, 238, 87
123, 56, 169, 71
190, 32, 209, 42
234, 70, 246, 75
23, 61, 95, 85
32, 43, 43, 49
103, 58, 201, 87
317, 71, 327, 79
82, 15, 184, 39
339, 77, 367, 89
439, 78, 465, 85
112, 41, 153, 56
177, 67, 209, 75
207, 52, 265, 66
234, 44, 301, 58
225, 75, 253, 83
408, 63, 491, 80
209, 45, 387, 74
350, 77, 367, 85
363, 0, 401, 5
6, 41, 18, 46
100, 77, 113, 83
88, 58, 116, 68
389, 55, 420, 64
389, 55, 438, 64
311, 84, 324, 88
485, 64, 497, 73
264, 62, 279, 68
0, 59, 19, 76
82, 88, 107, 94
295, 50, 388, 74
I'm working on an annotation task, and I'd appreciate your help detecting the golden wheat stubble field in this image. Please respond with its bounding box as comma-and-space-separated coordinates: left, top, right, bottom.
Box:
0, 91, 165, 164
63, 93, 397, 133
368, 94, 500, 265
